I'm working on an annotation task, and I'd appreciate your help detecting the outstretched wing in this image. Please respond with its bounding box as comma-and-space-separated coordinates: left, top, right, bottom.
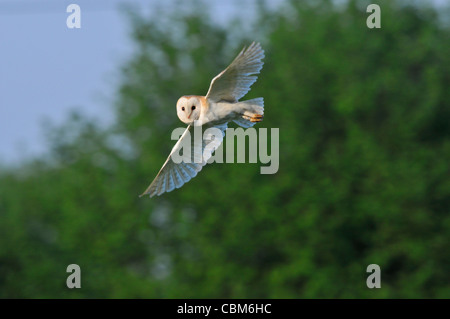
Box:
140, 123, 228, 198
206, 42, 264, 103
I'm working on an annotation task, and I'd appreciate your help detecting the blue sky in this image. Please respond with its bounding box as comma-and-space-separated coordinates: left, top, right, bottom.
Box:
1, 0, 127, 164
0, 0, 445, 165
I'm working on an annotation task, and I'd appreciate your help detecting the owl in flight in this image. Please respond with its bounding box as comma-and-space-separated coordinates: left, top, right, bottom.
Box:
141, 42, 265, 198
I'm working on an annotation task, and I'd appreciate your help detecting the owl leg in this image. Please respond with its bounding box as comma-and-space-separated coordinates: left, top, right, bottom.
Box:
243, 112, 264, 123
235, 98, 264, 123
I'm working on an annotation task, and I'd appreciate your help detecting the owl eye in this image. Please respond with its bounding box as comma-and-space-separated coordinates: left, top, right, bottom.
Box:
181, 107, 185, 111
191, 105, 196, 110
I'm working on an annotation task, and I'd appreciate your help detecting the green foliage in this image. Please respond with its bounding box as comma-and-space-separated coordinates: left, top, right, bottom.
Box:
1, 0, 449, 298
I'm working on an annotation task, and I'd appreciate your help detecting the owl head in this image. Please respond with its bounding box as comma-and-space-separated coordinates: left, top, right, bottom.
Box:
176, 95, 201, 124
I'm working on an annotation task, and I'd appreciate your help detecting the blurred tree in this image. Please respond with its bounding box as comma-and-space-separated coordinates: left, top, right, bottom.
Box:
0, 0, 449, 298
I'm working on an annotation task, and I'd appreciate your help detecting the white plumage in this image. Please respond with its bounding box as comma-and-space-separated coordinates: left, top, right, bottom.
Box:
141, 42, 265, 198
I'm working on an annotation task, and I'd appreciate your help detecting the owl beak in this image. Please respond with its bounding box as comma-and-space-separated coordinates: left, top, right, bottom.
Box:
187, 111, 192, 119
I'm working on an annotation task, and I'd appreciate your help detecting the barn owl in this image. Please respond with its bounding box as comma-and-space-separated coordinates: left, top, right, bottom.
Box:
141, 42, 265, 198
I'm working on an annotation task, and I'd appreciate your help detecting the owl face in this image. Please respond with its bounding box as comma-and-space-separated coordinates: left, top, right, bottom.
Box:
176, 96, 201, 124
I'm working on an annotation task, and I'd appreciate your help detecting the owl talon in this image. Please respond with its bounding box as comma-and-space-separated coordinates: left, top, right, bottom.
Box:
250, 114, 264, 122
242, 113, 263, 123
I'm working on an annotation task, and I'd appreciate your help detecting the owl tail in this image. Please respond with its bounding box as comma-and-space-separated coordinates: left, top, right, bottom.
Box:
233, 97, 264, 128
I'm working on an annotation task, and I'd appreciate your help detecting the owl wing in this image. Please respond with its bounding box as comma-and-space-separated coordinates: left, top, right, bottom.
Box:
206, 42, 264, 103
140, 123, 228, 198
